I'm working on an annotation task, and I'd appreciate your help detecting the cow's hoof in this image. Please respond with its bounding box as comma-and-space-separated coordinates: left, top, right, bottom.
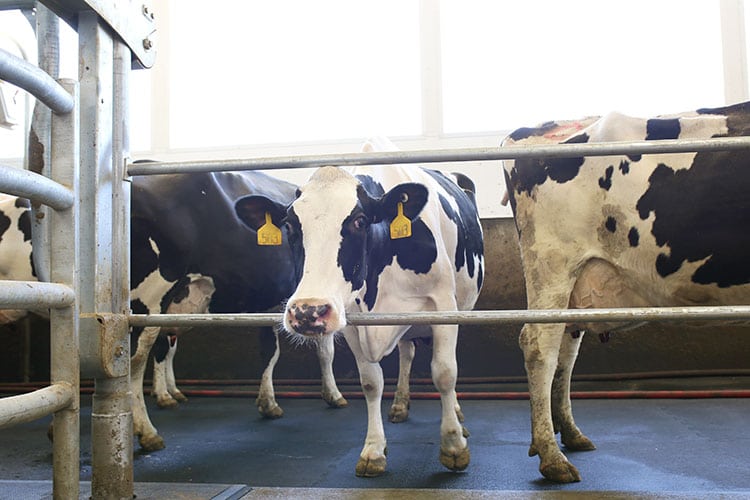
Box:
388, 403, 409, 423
562, 433, 596, 451
440, 445, 470, 471
138, 434, 166, 452
171, 391, 188, 403
355, 456, 387, 477
323, 393, 348, 409
540, 459, 581, 483
156, 396, 179, 409
462, 425, 470, 438
258, 404, 284, 419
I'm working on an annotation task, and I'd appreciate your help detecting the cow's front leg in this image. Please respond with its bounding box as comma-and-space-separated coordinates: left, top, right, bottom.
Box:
131, 326, 165, 451
317, 333, 347, 408
344, 327, 387, 477
257, 328, 283, 418
552, 331, 594, 452
431, 325, 469, 472
389, 338, 414, 423
521, 323, 580, 483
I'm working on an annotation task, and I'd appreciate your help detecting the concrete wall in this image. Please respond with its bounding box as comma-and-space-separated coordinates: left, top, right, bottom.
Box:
1, 217, 748, 383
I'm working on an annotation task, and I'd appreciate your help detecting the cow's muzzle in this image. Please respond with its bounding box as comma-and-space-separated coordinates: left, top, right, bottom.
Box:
286, 300, 333, 336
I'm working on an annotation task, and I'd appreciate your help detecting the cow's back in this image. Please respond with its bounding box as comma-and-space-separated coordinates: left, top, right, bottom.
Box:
503, 103, 750, 325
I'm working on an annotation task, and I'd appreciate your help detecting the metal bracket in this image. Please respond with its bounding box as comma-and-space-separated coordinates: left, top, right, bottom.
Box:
80, 313, 129, 379
40, 0, 157, 68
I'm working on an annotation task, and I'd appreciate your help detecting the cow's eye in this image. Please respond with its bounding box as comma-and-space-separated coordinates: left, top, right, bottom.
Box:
353, 215, 368, 231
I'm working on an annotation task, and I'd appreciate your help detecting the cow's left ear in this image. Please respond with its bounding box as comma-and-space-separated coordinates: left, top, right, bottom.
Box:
379, 183, 429, 222
234, 195, 287, 231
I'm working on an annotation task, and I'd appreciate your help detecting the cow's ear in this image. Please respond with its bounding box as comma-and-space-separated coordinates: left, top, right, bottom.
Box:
235, 195, 287, 231
379, 183, 428, 222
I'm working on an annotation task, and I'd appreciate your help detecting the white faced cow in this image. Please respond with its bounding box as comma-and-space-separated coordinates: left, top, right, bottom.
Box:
502, 102, 750, 483
235, 142, 485, 477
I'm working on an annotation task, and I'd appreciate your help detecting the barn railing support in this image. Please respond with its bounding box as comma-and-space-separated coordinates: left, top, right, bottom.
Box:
0, 46, 80, 500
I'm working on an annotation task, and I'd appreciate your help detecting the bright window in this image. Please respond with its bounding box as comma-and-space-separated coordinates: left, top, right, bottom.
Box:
441, 0, 725, 133
167, 0, 422, 148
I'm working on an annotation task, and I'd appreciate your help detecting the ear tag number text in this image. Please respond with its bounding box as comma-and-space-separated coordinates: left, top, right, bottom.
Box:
258, 212, 282, 246
390, 202, 412, 240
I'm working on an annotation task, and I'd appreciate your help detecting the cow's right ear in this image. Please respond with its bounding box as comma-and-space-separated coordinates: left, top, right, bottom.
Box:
234, 195, 287, 231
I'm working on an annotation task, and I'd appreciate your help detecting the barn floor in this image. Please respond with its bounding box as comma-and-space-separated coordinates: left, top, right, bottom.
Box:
1, 380, 750, 500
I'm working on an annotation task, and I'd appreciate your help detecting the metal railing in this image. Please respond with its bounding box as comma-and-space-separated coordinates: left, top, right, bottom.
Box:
0, 47, 79, 500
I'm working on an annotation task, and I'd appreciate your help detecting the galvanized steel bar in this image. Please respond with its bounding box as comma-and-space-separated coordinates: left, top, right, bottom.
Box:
126, 136, 750, 176
0, 47, 74, 114
0, 383, 75, 429
49, 77, 80, 500
0, 280, 75, 309
127, 305, 750, 328
0, 164, 74, 210
78, 12, 134, 499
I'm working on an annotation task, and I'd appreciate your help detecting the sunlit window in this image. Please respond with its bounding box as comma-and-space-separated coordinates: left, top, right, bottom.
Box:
167, 0, 422, 148
441, 0, 725, 132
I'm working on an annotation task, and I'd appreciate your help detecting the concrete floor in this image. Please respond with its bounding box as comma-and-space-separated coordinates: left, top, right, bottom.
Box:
2, 383, 750, 499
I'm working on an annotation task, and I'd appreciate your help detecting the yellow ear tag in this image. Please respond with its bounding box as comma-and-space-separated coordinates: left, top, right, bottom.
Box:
257, 212, 282, 246
390, 202, 412, 240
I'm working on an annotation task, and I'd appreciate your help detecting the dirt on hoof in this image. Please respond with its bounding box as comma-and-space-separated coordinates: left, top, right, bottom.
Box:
258, 404, 284, 419
355, 455, 387, 477
440, 446, 470, 471
540, 459, 581, 483
324, 396, 348, 409
562, 433, 596, 451
156, 396, 179, 409
388, 404, 409, 423
139, 434, 166, 452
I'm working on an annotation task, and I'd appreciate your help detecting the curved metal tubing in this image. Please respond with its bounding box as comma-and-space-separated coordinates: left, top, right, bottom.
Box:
0, 382, 75, 429
0, 47, 74, 114
0, 164, 74, 211
127, 305, 750, 328
0, 280, 75, 309
127, 136, 750, 176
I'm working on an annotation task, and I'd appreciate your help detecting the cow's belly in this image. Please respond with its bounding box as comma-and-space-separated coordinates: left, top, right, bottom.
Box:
568, 256, 750, 334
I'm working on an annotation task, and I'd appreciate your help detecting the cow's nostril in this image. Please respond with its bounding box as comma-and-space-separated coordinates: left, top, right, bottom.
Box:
316, 304, 330, 318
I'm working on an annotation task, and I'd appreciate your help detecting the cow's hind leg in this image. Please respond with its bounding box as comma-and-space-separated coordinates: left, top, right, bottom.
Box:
431, 324, 469, 472
257, 328, 284, 418
131, 326, 166, 451
388, 338, 414, 423
152, 333, 179, 409
164, 334, 188, 403
553, 331, 595, 452
522, 322, 580, 483
317, 333, 347, 408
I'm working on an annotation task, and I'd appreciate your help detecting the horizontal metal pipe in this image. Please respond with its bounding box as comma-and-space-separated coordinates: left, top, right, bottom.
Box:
0, 382, 74, 429
0, 47, 74, 114
127, 305, 750, 328
0, 280, 75, 309
127, 136, 750, 176
0, 164, 75, 210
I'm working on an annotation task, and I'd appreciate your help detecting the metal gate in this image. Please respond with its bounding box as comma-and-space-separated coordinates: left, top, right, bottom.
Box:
2, 2, 750, 500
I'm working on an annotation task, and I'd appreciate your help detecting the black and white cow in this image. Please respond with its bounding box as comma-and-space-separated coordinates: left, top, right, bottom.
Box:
502, 102, 750, 483
0, 170, 348, 451
129, 169, 348, 451
234, 142, 485, 477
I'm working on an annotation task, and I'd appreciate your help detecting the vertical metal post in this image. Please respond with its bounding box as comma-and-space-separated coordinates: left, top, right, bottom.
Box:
78, 12, 133, 500
49, 77, 80, 500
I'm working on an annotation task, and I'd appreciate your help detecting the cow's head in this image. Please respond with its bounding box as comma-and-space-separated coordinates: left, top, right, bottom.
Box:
235, 166, 428, 338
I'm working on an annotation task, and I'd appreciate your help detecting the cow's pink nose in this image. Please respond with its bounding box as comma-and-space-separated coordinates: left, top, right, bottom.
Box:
287, 301, 332, 335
